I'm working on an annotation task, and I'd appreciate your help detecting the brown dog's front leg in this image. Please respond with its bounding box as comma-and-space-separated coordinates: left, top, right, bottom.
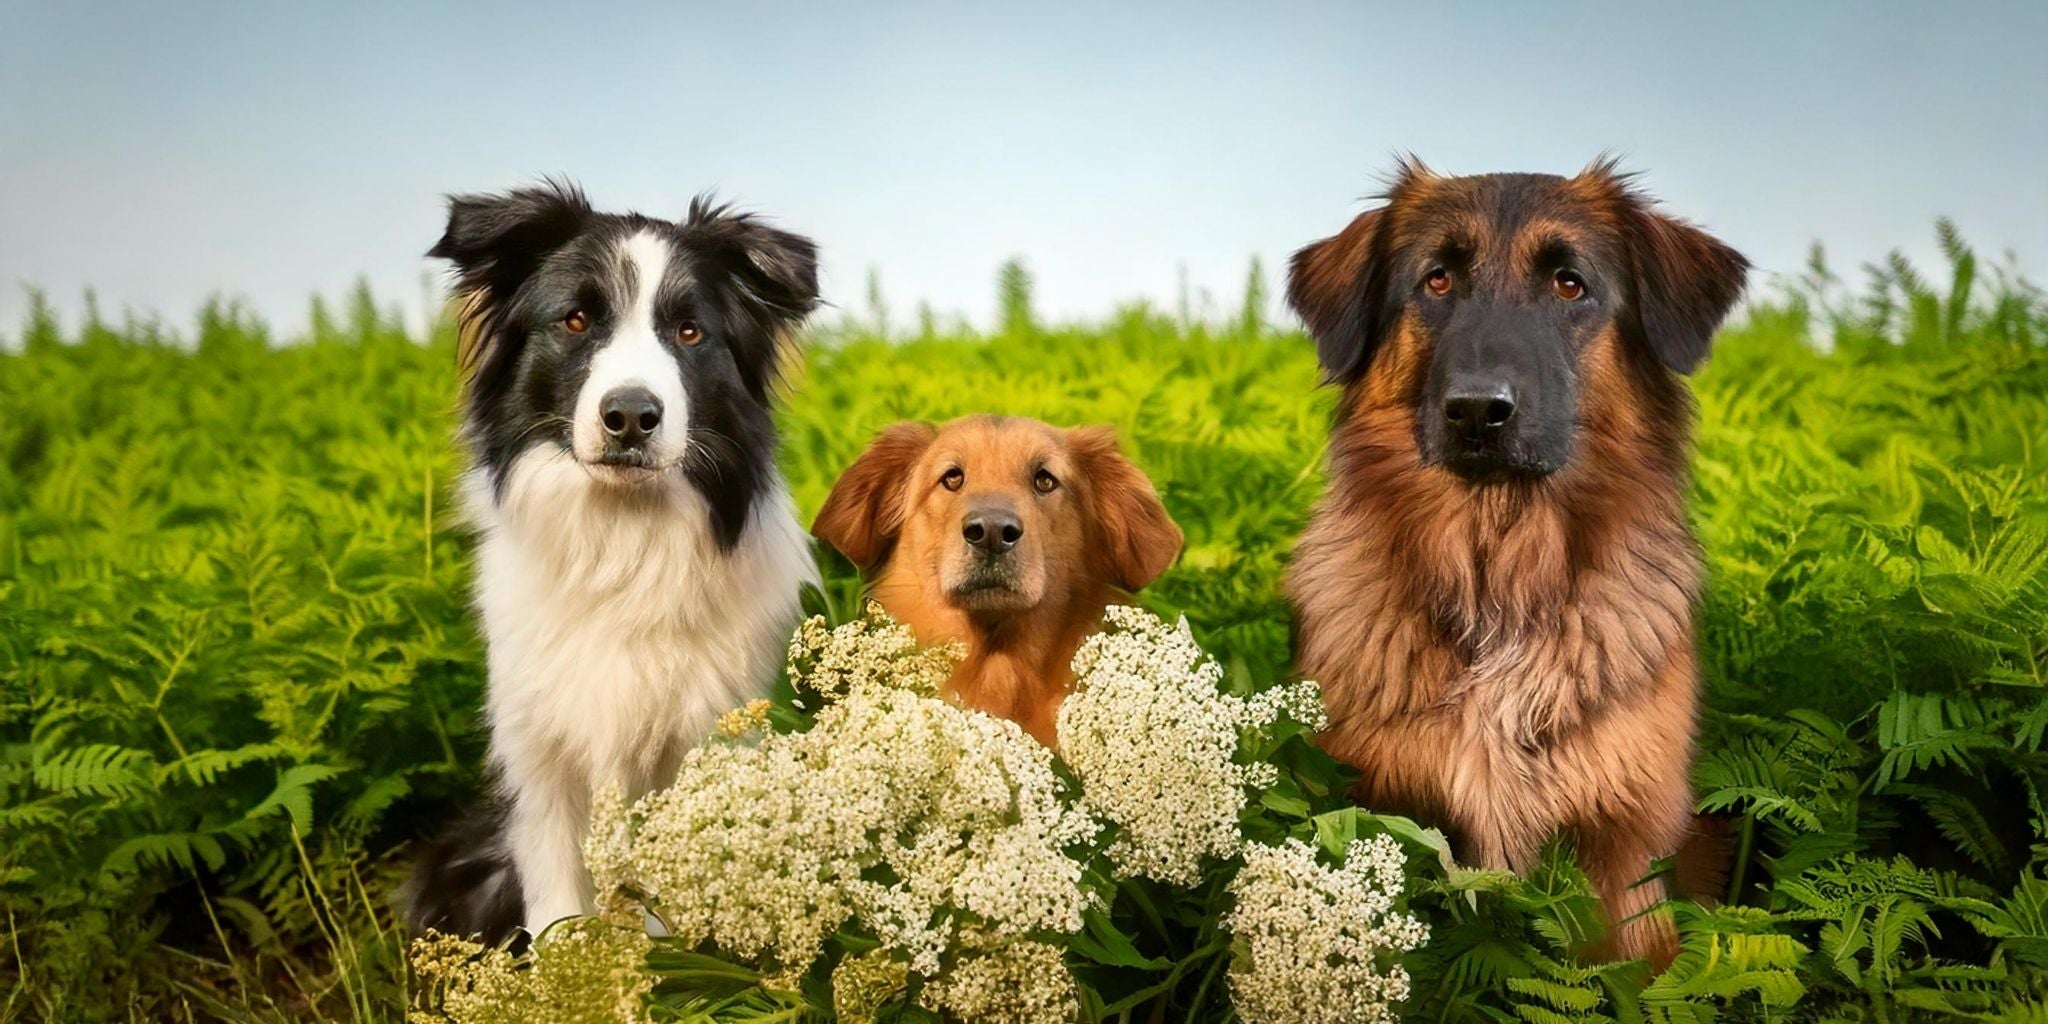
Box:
1576, 828, 1680, 970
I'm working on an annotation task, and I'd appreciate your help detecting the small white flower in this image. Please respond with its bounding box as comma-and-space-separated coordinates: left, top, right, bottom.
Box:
586, 606, 1095, 987
407, 917, 653, 1024
1058, 605, 1328, 885
784, 604, 959, 702
528, 603, 1393, 1024
919, 935, 1080, 1024
1224, 834, 1429, 1024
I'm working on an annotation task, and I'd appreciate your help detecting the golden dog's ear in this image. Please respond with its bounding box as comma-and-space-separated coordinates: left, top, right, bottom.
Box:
812, 422, 938, 570
1068, 426, 1183, 591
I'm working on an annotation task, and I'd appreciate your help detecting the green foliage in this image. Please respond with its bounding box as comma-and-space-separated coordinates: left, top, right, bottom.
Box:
995, 257, 1037, 338
4, 228, 2048, 1021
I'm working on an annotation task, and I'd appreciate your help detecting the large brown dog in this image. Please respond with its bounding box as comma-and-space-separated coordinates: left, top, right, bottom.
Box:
814, 415, 1182, 745
1286, 159, 1747, 965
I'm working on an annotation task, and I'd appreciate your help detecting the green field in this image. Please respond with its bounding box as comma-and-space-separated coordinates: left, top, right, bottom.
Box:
5, 235, 2048, 1021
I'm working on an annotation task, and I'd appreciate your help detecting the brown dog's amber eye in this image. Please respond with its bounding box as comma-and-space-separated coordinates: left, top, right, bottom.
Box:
676, 321, 703, 345
941, 467, 964, 492
563, 309, 590, 333
1424, 268, 1453, 298
1033, 469, 1059, 495
1553, 271, 1586, 302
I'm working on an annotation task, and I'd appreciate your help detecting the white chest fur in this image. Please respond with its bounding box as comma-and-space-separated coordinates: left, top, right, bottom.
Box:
463, 447, 816, 930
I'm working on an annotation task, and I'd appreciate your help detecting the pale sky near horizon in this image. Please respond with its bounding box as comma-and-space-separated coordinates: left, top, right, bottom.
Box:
2, 1, 2044, 341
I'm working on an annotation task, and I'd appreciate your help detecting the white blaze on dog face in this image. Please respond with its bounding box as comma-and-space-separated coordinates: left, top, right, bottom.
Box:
439, 184, 820, 548
570, 231, 691, 467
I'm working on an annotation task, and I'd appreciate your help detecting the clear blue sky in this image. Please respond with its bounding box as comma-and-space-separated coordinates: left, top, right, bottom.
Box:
3, 1, 2044, 339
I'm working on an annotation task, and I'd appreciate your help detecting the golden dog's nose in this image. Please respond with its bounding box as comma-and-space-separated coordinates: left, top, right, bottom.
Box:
961, 507, 1023, 554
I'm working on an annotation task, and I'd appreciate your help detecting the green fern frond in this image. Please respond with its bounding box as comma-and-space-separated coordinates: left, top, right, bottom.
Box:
32, 742, 156, 799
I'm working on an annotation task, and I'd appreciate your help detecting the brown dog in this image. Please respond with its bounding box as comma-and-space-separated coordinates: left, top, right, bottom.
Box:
1285, 159, 1747, 965
813, 415, 1183, 745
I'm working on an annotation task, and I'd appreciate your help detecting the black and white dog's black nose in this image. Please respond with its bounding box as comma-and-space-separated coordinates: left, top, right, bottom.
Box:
599, 386, 663, 447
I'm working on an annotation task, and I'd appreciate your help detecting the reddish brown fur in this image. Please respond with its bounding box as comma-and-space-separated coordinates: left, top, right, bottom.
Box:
813, 416, 1182, 745
1287, 160, 1746, 967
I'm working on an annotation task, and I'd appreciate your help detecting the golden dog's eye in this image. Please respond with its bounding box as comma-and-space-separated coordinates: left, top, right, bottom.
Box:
676, 321, 703, 345
563, 309, 591, 333
1424, 267, 1453, 298
1553, 270, 1586, 302
1033, 469, 1059, 495
941, 467, 964, 492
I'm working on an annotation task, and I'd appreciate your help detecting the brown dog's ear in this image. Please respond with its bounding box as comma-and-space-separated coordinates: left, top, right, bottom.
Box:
1288, 159, 1436, 384
1067, 426, 1183, 591
1592, 167, 1750, 374
1287, 208, 1389, 384
812, 422, 938, 570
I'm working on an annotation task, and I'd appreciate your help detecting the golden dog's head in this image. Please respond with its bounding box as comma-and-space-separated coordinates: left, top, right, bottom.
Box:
813, 415, 1181, 623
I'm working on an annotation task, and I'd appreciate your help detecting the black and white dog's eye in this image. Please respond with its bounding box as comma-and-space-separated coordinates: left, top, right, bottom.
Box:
563, 309, 591, 333
676, 321, 704, 346
941, 467, 964, 492
1033, 469, 1059, 495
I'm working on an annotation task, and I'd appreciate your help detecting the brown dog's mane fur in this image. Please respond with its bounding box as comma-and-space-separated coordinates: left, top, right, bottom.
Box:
814, 416, 1182, 745
1288, 159, 1747, 966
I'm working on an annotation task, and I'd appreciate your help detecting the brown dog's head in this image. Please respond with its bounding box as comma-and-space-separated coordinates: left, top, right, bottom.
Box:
813, 416, 1181, 622
1288, 157, 1749, 481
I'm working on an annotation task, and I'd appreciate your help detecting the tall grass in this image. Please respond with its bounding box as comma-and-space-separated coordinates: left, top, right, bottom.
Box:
3, 224, 2046, 1020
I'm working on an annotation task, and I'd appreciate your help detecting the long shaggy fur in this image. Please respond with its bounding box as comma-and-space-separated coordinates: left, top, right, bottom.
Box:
1287, 160, 1747, 965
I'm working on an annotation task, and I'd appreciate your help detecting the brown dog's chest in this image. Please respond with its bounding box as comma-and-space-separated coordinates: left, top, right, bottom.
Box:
1288, 466, 1703, 846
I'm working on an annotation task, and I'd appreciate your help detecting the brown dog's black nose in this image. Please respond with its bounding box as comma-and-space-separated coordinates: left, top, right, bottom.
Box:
600, 387, 662, 447
962, 508, 1023, 554
1443, 386, 1516, 444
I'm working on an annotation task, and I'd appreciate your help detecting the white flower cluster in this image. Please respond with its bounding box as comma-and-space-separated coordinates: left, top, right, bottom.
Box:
829, 948, 910, 1024
586, 612, 1096, 998
408, 917, 653, 1024
784, 603, 959, 701
919, 934, 1081, 1024
505, 604, 1419, 1024
1057, 605, 1327, 884
1224, 834, 1430, 1024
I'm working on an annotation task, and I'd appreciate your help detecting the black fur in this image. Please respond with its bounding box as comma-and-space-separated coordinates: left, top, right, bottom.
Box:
399, 797, 523, 946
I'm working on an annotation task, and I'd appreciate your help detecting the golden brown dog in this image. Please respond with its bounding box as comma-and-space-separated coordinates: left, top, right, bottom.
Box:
1285, 159, 1748, 966
813, 415, 1182, 745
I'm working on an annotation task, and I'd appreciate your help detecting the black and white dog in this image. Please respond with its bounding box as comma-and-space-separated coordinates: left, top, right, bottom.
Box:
403, 182, 820, 942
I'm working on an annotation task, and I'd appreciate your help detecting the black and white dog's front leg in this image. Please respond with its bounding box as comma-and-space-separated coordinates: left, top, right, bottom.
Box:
501, 756, 594, 936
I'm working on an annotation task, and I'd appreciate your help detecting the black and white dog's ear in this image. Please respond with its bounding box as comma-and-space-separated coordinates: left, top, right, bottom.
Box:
686, 196, 821, 323
685, 197, 822, 397
430, 180, 593, 292
430, 181, 592, 388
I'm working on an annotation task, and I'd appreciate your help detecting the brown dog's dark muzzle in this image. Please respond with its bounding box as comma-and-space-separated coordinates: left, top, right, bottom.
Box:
1422, 302, 1577, 479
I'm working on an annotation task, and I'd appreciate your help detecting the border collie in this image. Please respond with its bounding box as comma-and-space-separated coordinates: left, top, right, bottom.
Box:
402, 182, 821, 943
